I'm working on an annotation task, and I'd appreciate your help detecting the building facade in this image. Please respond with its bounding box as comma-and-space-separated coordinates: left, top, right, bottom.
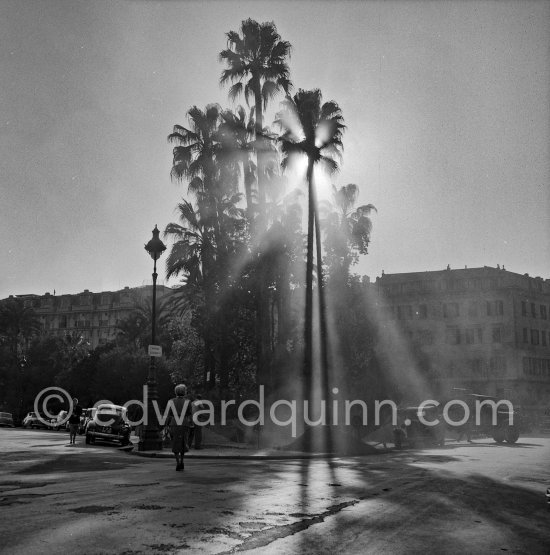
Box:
6, 285, 172, 349
375, 266, 550, 410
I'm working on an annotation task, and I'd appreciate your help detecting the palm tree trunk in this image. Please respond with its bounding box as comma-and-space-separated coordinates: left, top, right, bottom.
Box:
313, 187, 329, 402
304, 157, 315, 386
254, 83, 273, 391
313, 190, 333, 453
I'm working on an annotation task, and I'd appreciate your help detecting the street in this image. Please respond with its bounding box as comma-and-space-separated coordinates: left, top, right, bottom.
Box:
0, 428, 549, 554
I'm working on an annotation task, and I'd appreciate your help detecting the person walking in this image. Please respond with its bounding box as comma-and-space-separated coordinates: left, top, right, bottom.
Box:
167, 384, 192, 471
68, 398, 83, 445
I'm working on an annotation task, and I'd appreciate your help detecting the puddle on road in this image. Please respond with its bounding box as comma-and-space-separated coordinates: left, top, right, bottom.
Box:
71, 505, 117, 514
239, 521, 269, 530
0, 491, 59, 506
16, 455, 140, 475
0, 480, 53, 490
133, 504, 165, 510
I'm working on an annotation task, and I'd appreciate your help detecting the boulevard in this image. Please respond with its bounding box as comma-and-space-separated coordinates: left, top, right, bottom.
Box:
0, 428, 549, 554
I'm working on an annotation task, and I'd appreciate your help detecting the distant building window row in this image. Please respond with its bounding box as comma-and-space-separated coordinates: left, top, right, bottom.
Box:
522, 328, 548, 346
445, 326, 502, 345
521, 301, 548, 320
383, 277, 502, 295
522, 357, 550, 378
386, 299, 505, 321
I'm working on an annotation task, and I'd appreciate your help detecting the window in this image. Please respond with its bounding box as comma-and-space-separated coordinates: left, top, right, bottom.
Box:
59, 315, 67, 329
521, 301, 527, 316
542, 331, 547, 347
523, 328, 529, 343
464, 327, 483, 344
486, 300, 504, 316
417, 304, 427, 319
492, 327, 502, 343
531, 303, 537, 318
445, 327, 461, 345
531, 329, 539, 345
443, 303, 459, 318
523, 357, 529, 375
489, 356, 506, 375
541, 305, 548, 320
468, 301, 478, 318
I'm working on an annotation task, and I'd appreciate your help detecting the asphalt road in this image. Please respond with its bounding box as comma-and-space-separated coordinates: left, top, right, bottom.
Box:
0, 428, 549, 554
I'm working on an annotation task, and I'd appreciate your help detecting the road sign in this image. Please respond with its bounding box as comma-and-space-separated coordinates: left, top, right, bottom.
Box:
148, 345, 162, 357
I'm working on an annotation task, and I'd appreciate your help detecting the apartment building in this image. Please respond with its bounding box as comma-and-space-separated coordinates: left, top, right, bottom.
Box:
8, 285, 172, 349
375, 266, 550, 409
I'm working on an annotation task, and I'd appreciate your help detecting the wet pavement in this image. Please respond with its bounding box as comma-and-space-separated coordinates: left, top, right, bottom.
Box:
0, 428, 549, 554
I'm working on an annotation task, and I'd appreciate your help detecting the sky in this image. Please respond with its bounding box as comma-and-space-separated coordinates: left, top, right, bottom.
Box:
1, 0, 549, 299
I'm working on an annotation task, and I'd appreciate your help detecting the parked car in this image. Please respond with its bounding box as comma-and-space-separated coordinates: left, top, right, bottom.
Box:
396, 405, 446, 448
22, 412, 50, 429
449, 393, 521, 444
85, 404, 131, 446
50, 410, 69, 431
0, 412, 15, 427
80, 408, 97, 434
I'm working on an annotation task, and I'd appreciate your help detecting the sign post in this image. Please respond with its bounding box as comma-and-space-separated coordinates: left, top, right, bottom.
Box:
148, 345, 162, 357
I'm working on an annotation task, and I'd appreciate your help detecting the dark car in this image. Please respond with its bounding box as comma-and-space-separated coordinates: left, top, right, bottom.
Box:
85, 404, 131, 446
0, 412, 15, 427
396, 405, 446, 448
449, 393, 521, 444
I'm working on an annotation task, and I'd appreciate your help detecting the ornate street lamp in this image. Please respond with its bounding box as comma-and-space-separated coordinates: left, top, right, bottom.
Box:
138, 225, 166, 451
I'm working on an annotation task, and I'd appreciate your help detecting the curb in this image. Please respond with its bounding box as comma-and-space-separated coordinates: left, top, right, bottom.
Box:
130, 450, 339, 460
128, 444, 387, 460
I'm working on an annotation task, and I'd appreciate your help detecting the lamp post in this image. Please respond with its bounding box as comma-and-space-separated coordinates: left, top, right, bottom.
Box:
138, 225, 166, 451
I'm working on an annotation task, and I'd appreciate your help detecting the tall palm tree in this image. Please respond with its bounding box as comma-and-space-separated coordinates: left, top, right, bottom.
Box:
219, 18, 292, 229
164, 200, 216, 388
220, 21, 292, 391
323, 184, 376, 280
218, 106, 257, 224
277, 89, 345, 387
168, 103, 243, 277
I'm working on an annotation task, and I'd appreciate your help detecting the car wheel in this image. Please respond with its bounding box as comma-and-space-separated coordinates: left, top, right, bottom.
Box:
505, 427, 519, 444
492, 427, 506, 443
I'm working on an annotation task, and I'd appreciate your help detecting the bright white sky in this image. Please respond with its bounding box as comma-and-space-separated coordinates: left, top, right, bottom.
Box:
1, 0, 549, 299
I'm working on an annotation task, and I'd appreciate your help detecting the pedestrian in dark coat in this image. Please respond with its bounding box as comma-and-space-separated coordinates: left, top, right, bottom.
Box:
167, 384, 191, 471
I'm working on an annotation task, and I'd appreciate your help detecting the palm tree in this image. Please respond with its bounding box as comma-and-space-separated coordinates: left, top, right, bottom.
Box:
218, 106, 257, 225
169, 103, 242, 277
220, 21, 292, 391
323, 184, 376, 281
276, 89, 345, 386
164, 199, 216, 389
219, 18, 292, 229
